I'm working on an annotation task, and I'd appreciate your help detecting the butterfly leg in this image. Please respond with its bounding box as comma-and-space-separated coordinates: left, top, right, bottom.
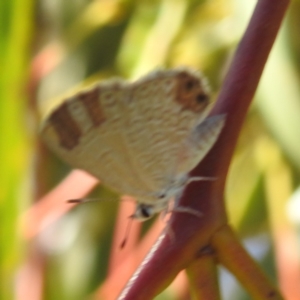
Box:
165, 195, 203, 219
187, 176, 216, 183
160, 202, 202, 243
171, 205, 203, 218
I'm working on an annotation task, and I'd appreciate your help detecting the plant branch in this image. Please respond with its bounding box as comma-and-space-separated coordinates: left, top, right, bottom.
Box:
186, 254, 220, 300
212, 225, 283, 300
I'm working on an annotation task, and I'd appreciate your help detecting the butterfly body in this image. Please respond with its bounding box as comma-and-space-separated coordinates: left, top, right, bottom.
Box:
40, 68, 225, 220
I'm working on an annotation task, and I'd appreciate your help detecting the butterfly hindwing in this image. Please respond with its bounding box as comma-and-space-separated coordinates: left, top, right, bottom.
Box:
175, 114, 226, 176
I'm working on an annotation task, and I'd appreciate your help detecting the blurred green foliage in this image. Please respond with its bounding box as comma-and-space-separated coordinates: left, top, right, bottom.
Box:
0, 0, 35, 299
1, 0, 299, 299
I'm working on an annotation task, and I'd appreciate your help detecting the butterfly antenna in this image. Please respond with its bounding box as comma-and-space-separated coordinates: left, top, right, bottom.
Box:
67, 195, 137, 204
187, 176, 216, 184
66, 198, 99, 204
120, 216, 134, 249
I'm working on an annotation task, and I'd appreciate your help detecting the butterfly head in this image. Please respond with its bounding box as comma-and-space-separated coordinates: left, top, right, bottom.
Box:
132, 203, 156, 221
132, 176, 188, 221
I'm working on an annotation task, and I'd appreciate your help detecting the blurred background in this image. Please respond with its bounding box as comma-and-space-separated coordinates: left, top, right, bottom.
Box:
1, 0, 300, 299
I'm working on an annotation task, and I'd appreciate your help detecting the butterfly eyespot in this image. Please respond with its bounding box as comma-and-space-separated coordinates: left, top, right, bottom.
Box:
185, 79, 195, 91
158, 193, 166, 199
196, 93, 208, 103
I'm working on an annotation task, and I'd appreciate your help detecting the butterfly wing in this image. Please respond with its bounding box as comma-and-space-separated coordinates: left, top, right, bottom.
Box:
175, 114, 226, 176
40, 68, 214, 200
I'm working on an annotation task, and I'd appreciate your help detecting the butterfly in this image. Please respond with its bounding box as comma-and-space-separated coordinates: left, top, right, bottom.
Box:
40, 67, 225, 221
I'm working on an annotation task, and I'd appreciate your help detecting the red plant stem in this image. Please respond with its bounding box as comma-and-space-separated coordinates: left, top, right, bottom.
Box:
22, 170, 98, 240
208, 0, 290, 180
118, 0, 290, 299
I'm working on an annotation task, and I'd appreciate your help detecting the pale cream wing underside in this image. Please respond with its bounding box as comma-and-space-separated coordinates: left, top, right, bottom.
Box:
175, 115, 226, 176
40, 68, 211, 198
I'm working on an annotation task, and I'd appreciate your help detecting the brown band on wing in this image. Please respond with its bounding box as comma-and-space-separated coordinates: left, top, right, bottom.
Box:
49, 102, 82, 150
78, 86, 105, 127
175, 71, 210, 113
